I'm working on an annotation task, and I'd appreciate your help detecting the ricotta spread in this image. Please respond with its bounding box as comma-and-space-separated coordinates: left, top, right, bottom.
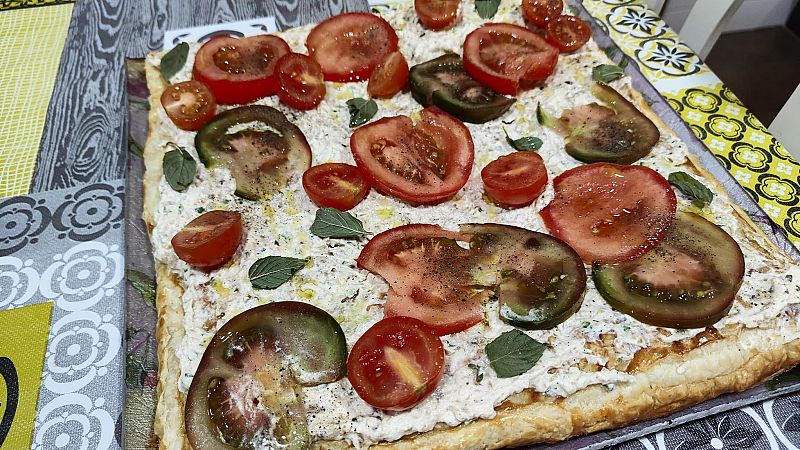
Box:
146, 1, 800, 447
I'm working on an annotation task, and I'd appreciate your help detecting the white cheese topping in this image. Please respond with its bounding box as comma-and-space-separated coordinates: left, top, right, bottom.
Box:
147, 1, 800, 447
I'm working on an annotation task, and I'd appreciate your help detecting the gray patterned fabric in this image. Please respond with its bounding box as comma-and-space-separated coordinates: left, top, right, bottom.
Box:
0, 180, 125, 449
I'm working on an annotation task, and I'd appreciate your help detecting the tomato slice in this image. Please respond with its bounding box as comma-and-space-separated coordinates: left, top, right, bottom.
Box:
306, 13, 399, 82
540, 163, 677, 264
463, 23, 559, 95
521, 0, 563, 27
192, 34, 290, 105
357, 224, 485, 335
481, 151, 547, 208
302, 163, 369, 211
276, 53, 326, 110
159, 80, 217, 131
414, 0, 460, 30
546, 15, 591, 53
348, 317, 445, 411
171, 210, 243, 271
368, 51, 409, 99
350, 107, 474, 205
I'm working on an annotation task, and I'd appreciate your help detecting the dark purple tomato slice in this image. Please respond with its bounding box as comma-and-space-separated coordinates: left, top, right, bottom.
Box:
592, 212, 745, 329
185, 301, 347, 450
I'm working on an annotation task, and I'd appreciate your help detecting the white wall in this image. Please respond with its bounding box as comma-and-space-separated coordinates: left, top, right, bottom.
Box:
660, 0, 799, 32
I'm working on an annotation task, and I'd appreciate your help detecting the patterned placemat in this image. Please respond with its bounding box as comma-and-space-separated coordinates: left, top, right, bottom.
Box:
0, 2, 73, 198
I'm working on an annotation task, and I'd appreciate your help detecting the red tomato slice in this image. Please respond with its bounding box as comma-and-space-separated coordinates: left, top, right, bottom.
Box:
368, 51, 409, 99
275, 53, 326, 110
546, 15, 591, 52
463, 23, 559, 95
160, 80, 217, 131
521, 0, 563, 28
481, 151, 547, 207
357, 224, 485, 335
192, 35, 290, 105
171, 210, 243, 271
540, 163, 677, 264
414, 0, 460, 30
350, 107, 474, 205
306, 13, 399, 82
302, 163, 369, 211
347, 317, 445, 410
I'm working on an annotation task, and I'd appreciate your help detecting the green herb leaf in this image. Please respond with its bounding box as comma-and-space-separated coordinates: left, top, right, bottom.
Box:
310, 207, 369, 239
619, 56, 629, 69
503, 128, 543, 151
535, 102, 550, 127
668, 171, 715, 207
485, 329, 546, 378
160, 43, 189, 82
592, 64, 624, 83
128, 136, 144, 157
764, 365, 800, 391
475, 0, 501, 19
603, 46, 619, 60
162, 143, 196, 192
249, 256, 307, 290
127, 269, 156, 308
468, 363, 485, 383
347, 98, 378, 128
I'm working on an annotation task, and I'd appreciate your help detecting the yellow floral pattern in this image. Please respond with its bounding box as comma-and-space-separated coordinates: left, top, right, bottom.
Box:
584, 0, 800, 245
0, 0, 71, 11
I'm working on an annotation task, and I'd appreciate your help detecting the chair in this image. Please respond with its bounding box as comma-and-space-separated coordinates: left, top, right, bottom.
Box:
679, 0, 745, 59
769, 84, 800, 160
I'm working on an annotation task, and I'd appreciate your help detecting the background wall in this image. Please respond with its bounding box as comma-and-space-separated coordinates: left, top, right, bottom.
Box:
661, 0, 799, 32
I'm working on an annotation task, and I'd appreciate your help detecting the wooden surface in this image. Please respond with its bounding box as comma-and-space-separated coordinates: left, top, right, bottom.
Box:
30, 0, 369, 193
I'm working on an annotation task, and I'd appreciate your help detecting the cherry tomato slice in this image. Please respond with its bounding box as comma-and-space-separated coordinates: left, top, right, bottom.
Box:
481, 151, 548, 208
347, 316, 445, 410
414, 0, 460, 30
540, 163, 677, 264
276, 53, 326, 110
463, 23, 559, 95
521, 0, 563, 28
546, 15, 591, 52
357, 224, 485, 335
368, 51, 409, 99
302, 163, 369, 211
192, 34, 290, 104
350, 107, 474, 205
160, 80, 217, 131
306, 13, 399, 82
171, 210, 243, 271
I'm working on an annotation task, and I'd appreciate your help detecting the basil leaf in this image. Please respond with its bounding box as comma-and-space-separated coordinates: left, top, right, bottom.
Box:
485, 329, 546, 378
310, 207, 368, 239
603, 46, 619, 60
127, 269, 156, 308
668, 171, 714, 207
592, 64, 624, 83
160, 42, 189, 82
503, 128, 542, 151
347, 98, 378, 128
619, 56, 629, 69
162, 143, 196, 192
249, 256, 307, 290
128, 136, 144, 157
475, 0, 501, 19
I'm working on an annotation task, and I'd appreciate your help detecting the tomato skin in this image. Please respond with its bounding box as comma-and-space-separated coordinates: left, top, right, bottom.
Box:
546, 15, 591, 52
414, 0, 460, 30
521, 0, 563, 28
306, 13, 399, 82
171, 210, 243, 271
540, 163, 677, 264
347, 316, 445, 410
302, 163, 369, 211
192, 35, 290, 104
368, 51, 409, 99
350, 107, 474, 205
481, 151, 548, 207
276, 53, 326, 110
463, 23, 559, 95
160, 80, 217, 131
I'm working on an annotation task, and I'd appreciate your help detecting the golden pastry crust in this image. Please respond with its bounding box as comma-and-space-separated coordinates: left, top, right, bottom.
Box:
142, 39, 800, 450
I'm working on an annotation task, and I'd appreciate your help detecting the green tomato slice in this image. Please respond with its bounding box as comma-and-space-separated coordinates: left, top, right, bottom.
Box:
409, 53, 515, 124
592, 212, 745, 329
184, 301, 347, 450
195, 105, 312, 200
